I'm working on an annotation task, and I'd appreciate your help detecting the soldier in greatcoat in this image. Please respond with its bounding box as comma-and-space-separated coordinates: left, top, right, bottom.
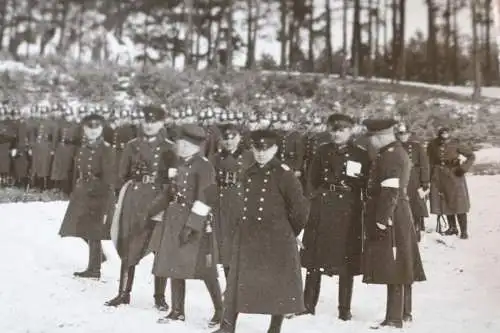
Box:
147, 124, 223, 327
426, 127, 475, 239
0, 107, 16, 186
105, 106, 174, 311
51, 107, 81, 194
212, 129, 309, 333
29, 106, 58, 190
298, 114, 370, 320
12, 108, 31, 188
275, 113, 305, 179
395, 123, 430, 241
209, 124, 254, 278
362, 118, 426, 329
103, 109, 137, 179
58, 114, 115, 278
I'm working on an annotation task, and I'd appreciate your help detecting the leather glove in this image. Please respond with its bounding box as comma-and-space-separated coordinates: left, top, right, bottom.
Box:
454, 167, 465, 177
375, 223, 388, 241
179, 227, 197, 246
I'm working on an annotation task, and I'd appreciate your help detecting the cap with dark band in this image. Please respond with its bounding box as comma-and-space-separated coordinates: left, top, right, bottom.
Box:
219, 123, 240, 140
250, 129, 279, 150
363, 118, 398, 136
81, 114, 105, 128
327, 113, 355, 130
143, 105, 166, 123
178, 124, 206, 144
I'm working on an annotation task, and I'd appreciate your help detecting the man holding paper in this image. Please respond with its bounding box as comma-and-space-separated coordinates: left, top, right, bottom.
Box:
299, 114, 370, 320
395, 123, 430, 241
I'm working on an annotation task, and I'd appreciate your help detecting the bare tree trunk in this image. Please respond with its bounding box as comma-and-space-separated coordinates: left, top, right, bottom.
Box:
279, 0, 287, 69
471, 0, 481, 99
444, 0, 451, 84
352, 0, 361, 78
185, 0, 194, 68
249, 0, 261, 69
0, 0, 9, 51
326, 0, 333, 74
245, 0, 254, 68
398, 0, 406, 80
227, 0, 234, 71
391, 0, 398, 81
307, 0, 314, 72
383, 0, 388, 60
374, 0, 381, 76
367, 0, 374, 78
452, 0, 459, 84
426, 0, 439, 83
484, 0, 492, 85
342, 0, 348, 56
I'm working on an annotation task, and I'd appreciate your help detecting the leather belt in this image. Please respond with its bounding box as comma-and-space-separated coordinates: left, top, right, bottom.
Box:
131, 175, 156, 184
323, 183, 352, 192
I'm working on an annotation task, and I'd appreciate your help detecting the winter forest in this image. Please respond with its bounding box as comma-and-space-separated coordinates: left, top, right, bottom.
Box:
0, 0, 499, 87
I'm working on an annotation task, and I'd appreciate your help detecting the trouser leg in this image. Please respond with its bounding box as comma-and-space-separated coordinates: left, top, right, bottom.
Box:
205, 270, 223, 327
267, 315, 284, 333
303, 269, 321, 314
385, 284, 403, 328
223, 266, 230, 279
403, 284, 412, 322
338, 273, 354, 320
444, 215, 458, 235
457, 213, 468, 239
154, 276, 169, 311
87, 240, 102, 273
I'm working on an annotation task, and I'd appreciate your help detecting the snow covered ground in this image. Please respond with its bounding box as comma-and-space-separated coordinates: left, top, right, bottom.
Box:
1, 175, 500, 333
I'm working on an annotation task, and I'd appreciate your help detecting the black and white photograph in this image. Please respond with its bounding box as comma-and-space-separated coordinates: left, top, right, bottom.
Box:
0, 0, 499, 333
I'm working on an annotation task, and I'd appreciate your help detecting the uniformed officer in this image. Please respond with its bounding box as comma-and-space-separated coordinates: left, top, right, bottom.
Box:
59, 114, 115, 279
105, 105, 174, 311
362, 118, 426, 329
209, 123, 254, 278
147, 124, 223, 327
298, 114, 370, 320
395, 123, 430, 241
426, 127, 475, 239
275, 113, 305, 178
213, 129, 309, 333
51, 107, 80, 194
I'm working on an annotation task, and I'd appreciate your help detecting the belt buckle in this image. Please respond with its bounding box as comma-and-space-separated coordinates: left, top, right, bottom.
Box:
329, 184, 337, 191
142, 175, 154, 183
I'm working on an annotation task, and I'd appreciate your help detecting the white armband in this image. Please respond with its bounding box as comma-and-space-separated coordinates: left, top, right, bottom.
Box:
380, 178, 399, 188
191, 200, 211, 217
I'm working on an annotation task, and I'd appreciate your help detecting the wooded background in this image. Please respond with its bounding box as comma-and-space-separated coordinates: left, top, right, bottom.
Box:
0, 0, 498, 87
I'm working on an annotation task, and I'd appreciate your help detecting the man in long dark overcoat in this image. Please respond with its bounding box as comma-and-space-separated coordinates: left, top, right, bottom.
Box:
395, 123, 430, 241
209, 124, 254, 278
299, 114, 370, 320
362, 118, 426, 329
426, 127, 475, 239
59, 114, 115, 278
212, 129, 309, 333
105, 106, 174, 311
147, 124, 223, 327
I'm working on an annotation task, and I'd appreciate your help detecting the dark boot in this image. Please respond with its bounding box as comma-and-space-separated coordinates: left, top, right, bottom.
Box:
403, 284, 412, 322
338, 274, 354, 321
154, 276, 169, 311
205, 272, 224, 327
300, 269, 321, 315
74, 240, 101, 279
380, 284, 403, 328
444, 215, 459, 236
105, 264, 135, 306
83, 239, 106, 263
457, 214, 469, 239
414, 216, 422, 242
268, 315, 284, 333
158, 279, 185, 323
211, 312, 238, 333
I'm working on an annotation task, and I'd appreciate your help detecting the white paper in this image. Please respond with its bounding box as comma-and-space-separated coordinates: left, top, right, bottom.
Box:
10, 149, 17, 157
168, 168, 178, 179
346, 160, 362, 177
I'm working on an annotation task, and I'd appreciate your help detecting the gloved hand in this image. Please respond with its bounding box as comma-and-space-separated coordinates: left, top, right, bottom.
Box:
454, 167, 465, 177
375, 223, 388, 241
179, 227, 197, 246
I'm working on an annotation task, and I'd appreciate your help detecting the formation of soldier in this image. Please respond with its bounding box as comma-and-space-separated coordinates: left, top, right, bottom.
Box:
52, 102, 474, 333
